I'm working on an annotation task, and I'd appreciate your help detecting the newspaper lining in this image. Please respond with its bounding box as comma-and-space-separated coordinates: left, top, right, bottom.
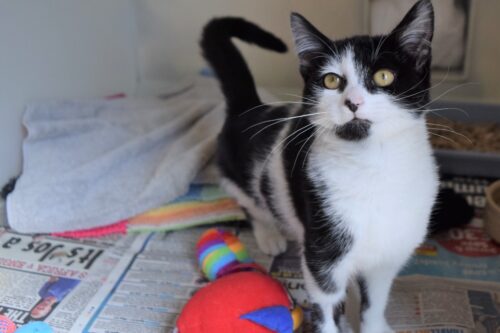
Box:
0, 176, 499, 332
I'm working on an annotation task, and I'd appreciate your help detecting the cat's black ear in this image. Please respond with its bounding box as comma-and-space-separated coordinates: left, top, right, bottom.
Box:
391, 0, 434, 71
290, 13, 330, 67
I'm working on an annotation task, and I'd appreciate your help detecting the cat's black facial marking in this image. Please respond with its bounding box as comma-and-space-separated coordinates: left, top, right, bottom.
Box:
291, 0, 434, 123
301, 35, 432, 113
335, 118, 371, 141
216, 105, 289, 193
349, 36, 432, 110
351, 37, 430, 109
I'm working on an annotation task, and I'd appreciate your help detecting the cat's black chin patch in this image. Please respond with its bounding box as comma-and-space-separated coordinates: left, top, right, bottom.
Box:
335, 119, 371, 141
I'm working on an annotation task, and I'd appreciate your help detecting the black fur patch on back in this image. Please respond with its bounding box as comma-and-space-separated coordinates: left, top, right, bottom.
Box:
217, 105, 289, 194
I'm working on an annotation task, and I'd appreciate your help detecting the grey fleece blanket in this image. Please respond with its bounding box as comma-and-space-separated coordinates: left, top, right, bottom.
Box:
7, 79, 227, 233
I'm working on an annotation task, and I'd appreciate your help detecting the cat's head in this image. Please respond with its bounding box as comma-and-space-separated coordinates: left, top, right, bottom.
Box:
291, 0, 434, 141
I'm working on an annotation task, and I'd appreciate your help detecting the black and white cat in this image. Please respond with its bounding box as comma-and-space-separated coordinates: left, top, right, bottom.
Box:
201, 1, 438, 332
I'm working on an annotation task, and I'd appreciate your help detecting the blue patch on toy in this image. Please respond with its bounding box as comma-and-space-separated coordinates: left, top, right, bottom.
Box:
240, 305, 293, 333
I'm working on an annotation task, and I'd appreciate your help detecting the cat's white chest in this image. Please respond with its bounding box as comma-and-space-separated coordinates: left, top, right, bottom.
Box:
310, 133, 438, 268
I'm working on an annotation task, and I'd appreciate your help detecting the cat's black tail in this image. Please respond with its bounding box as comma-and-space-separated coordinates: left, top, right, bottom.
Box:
201, 17, 287, 112
428, 188, 474, 236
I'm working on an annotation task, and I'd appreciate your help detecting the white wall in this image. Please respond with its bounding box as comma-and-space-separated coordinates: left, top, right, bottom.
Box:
0, 1, 138, 186
135, 0, 364, 92
435, 1, 500, 104
135, 0, 500, 103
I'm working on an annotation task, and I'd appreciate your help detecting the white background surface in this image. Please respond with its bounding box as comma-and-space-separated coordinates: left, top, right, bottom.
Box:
0, 1, 137, 186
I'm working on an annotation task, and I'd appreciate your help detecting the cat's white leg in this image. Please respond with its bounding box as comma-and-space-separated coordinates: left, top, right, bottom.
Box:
302, 256, 353, 333
359, 265, 400, 333
251, 217, 287, 255
220, 177, 287, 255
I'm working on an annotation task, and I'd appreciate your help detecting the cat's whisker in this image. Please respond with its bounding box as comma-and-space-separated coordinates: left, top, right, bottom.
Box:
280, 124, 317, 158
246, 112, 326, 139
248, 116, 316, 142
283, 93, 318, 104
258, 123, 316, 176
239, 101, 317, 117
244, 111, 323, 130
278, 123, 316, 152
247, 112, 320, 130
239, 102, 275, 116
427, 131, 461, 146
309, 32, 339, 58
419, 82, 479, 111
421, 107, 466, 113
303, 127, 328, 169
426, 122, 453, 129
310, 55, 334, 61
411, 106, 469, 120
372, 24, 401, 60
291, 125, 323, 174
392, 71, 431, 101
427, 127, 473, 144
309, 51, 335, 62
420, 107, 469, 118
373, 34, 388, 60
393, 68, 450, 102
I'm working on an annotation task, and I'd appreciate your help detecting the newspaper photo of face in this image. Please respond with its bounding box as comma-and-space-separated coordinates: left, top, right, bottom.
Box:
30, 276, 80, 320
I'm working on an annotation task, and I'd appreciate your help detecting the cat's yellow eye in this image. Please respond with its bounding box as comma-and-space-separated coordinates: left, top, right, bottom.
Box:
373, 69, 395, 87
323, 73, 342, 90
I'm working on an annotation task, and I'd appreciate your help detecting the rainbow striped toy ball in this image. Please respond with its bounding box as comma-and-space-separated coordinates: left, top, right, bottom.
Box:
196, 229, 262, 281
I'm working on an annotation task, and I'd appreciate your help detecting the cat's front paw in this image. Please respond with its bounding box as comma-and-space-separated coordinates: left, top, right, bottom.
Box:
253, 224, 287, 256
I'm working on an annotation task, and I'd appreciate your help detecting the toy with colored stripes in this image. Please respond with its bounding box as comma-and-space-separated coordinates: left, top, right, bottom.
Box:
176, 228, 303, 333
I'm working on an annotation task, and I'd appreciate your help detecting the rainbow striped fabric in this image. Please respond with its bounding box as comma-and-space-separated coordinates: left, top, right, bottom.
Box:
52, 184, 246, 238
127, 184, 245, 233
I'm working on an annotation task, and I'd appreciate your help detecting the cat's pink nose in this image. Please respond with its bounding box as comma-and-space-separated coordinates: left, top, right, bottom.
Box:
345, 99, 359, 112
345, 98, 363, 112
344, 90, 364, 112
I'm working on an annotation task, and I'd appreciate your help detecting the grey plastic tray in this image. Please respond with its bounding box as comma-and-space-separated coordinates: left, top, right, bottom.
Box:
431, 100, 500, 178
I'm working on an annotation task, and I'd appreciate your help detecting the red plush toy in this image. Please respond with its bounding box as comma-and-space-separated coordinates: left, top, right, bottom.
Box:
175, 229, 302, 333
